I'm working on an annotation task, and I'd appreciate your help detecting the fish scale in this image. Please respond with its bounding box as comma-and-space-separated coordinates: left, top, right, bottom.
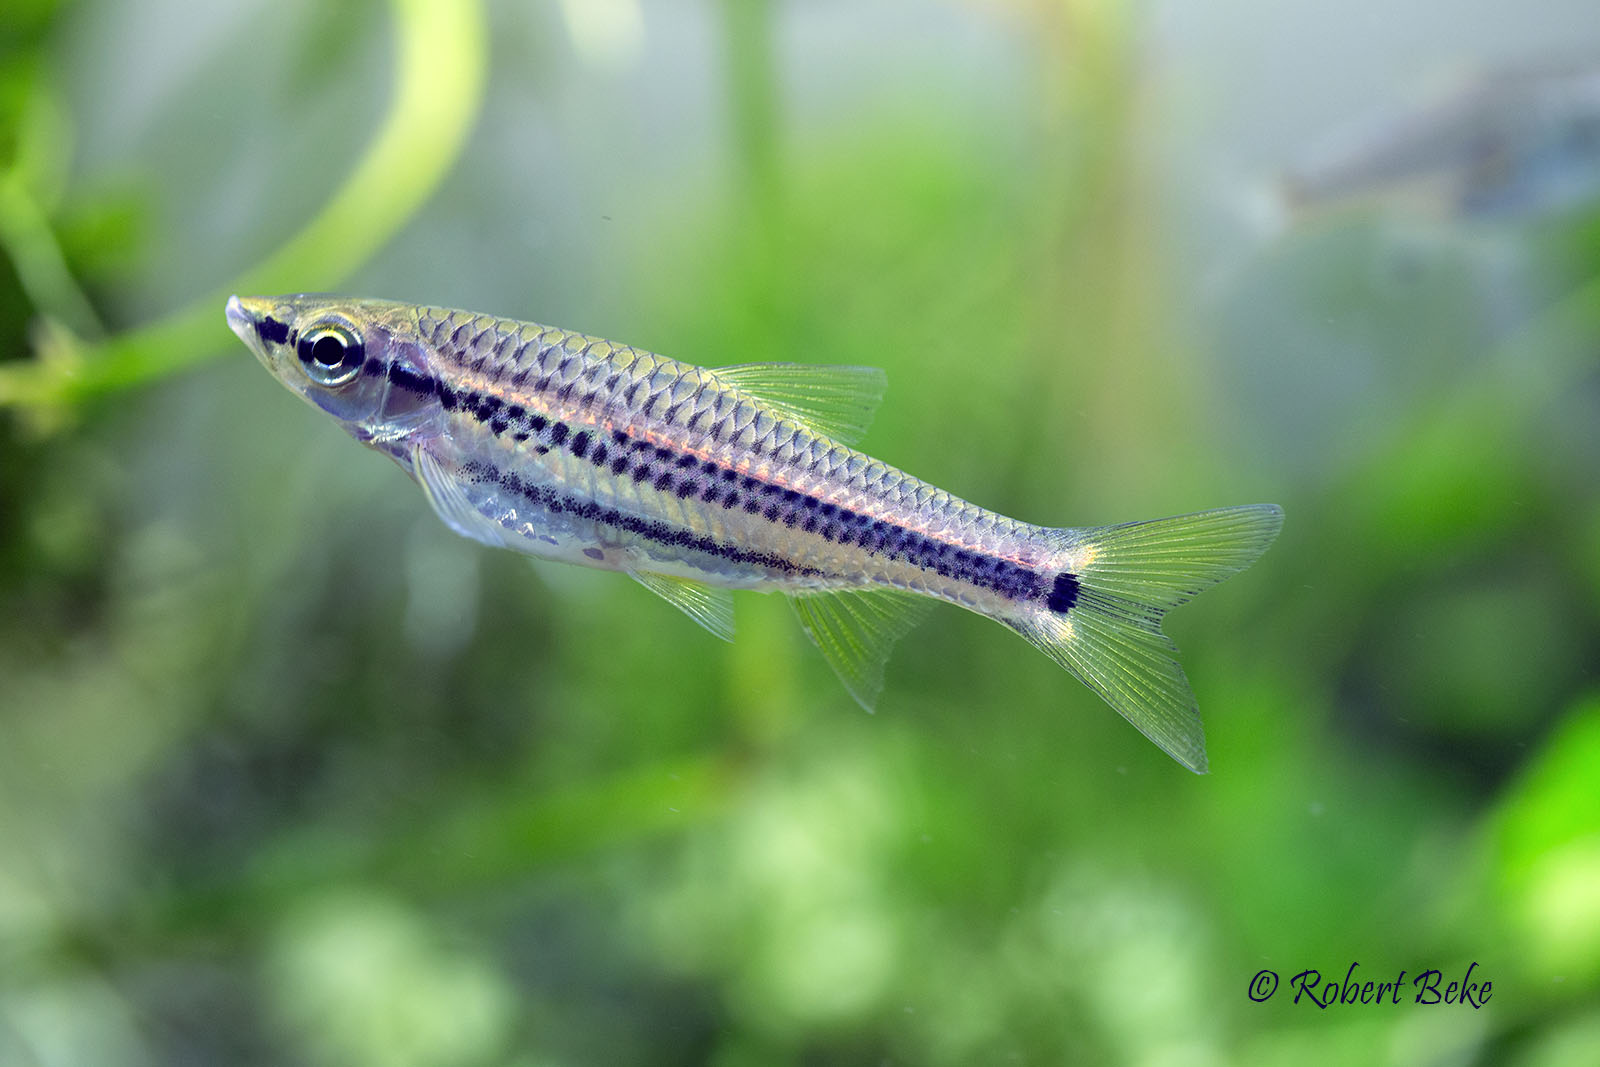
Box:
446, 316, 1020, 588
229, 293, 1283, 773
422, 323, 1019, 590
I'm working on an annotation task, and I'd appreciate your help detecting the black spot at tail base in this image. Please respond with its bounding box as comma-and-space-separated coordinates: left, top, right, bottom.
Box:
1046, 572, 1080, 614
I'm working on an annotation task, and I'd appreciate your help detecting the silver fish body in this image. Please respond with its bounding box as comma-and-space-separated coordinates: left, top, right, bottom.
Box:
228, 294, 1282, 772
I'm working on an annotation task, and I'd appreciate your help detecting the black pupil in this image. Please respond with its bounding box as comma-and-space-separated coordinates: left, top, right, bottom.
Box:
310, 333, 347, 368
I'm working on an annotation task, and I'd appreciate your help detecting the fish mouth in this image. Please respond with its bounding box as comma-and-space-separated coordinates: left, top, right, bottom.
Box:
225, 294, 276, 362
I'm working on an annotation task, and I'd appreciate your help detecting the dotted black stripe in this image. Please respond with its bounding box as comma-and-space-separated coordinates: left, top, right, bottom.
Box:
459, 460, 824, 579
374, 357, 1058, 604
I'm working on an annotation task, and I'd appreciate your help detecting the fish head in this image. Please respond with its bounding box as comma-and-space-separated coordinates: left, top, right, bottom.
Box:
226, 293, 442, 443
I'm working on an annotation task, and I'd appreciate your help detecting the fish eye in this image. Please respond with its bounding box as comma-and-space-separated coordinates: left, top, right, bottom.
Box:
296, 321, 365, 387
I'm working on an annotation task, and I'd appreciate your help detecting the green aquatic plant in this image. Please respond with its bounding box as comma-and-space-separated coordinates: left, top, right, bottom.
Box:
0, 0, 486, 426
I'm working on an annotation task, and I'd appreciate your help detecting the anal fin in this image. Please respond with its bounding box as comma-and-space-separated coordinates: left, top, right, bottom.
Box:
788, 588, 930, 712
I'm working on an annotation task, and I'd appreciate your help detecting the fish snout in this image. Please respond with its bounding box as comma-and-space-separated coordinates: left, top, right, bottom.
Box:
225, 295, 290, 365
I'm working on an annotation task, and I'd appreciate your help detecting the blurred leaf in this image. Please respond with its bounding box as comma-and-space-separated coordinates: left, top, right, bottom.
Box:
0, 0, 488, 420
1492, 694, 1600, 986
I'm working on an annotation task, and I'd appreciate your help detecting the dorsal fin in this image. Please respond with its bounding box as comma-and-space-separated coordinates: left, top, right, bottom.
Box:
713, 363, 887, 445
788, 588, 930, 711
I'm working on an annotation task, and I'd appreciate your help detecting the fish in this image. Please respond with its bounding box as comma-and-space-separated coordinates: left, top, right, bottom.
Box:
1279, 62, 1600, 224
226, 294, 1282, 772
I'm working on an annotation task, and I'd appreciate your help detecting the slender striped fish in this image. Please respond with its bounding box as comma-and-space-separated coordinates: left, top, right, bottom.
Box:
227, 294, 1282, 772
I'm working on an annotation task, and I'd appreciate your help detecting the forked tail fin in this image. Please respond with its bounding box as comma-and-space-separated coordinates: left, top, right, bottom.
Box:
1013, 504, 1284, 773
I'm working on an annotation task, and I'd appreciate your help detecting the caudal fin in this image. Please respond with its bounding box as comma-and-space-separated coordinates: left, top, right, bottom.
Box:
1013, 504, 1284, 773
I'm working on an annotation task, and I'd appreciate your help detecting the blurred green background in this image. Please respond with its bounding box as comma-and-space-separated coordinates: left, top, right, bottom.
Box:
2, 0, 1598, 1063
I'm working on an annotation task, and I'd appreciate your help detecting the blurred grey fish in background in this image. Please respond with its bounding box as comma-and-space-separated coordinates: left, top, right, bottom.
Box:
1198, 56, 1600, 487
1278, 60, 1600, 224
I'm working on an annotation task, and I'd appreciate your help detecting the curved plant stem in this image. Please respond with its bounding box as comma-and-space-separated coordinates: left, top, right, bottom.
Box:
0, 0, 487, 417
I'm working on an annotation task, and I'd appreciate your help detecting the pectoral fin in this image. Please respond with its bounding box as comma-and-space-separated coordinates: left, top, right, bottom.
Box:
413, 446, 513, 549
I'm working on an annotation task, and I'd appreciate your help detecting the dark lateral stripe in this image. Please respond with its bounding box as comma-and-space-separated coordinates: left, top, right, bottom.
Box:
259, 316, 290, 346
562, 423, 1044, 600
459, 460, 825, 578
380, 357, 1048, 602
385, 360, 435, 396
